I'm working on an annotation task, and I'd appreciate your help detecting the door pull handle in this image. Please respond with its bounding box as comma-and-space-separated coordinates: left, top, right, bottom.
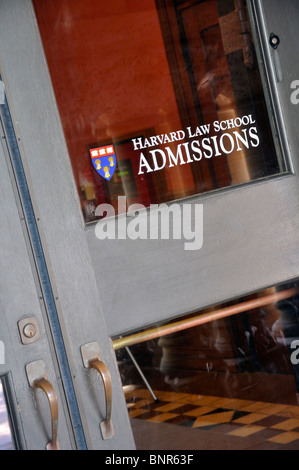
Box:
26, 360, 60, 450
81, 342, 114, 440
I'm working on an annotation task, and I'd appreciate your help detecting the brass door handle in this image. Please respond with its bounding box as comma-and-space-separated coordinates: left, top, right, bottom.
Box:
26, 360, 60, 450
81, 342, 114, 440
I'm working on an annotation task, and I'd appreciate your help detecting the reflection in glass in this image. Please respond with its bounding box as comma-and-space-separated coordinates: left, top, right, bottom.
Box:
115, 282, 299, 450
33, 0, 284, 223
0, 380, 15, 450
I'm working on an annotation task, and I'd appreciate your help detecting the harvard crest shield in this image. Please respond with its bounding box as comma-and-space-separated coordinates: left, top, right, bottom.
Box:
89, 144, 116, 181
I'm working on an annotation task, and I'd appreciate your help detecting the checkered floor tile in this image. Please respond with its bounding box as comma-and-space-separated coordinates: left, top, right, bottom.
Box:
125, 388, 299, 447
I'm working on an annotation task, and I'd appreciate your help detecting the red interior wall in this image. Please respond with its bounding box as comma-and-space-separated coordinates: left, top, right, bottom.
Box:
33, 0, 183, 191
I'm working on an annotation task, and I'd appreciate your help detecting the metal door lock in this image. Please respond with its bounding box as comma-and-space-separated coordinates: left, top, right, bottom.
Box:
18, 316, 41, 344
23, 323, 37, 338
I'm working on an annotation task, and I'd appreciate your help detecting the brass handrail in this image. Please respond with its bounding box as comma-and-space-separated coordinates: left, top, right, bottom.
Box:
112, 287, 299, 350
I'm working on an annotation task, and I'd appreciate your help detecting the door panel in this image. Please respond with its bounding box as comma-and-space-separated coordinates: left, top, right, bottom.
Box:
0, 0, 299, 450
0, 115, 74, 449
93, 0, 299, 336
87, 174, 299, 336
0, 0, 135, 450
19, 0, 299, 339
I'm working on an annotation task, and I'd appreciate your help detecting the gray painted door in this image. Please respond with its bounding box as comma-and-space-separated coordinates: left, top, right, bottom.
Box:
86, 0, 299, 336
0, 0, 298, 450
0, 104, 75, 449
0, 0, 135, 451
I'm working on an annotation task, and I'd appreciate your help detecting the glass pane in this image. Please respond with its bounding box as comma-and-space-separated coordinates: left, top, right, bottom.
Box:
33, 0, 284, 223
0, 379, 15, 450
114, 281, 299, 450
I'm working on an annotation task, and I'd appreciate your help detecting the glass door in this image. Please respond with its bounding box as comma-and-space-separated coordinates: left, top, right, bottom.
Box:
115, 281, 299, 450
0, 0, 299, 450
31, 0, 298, 336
